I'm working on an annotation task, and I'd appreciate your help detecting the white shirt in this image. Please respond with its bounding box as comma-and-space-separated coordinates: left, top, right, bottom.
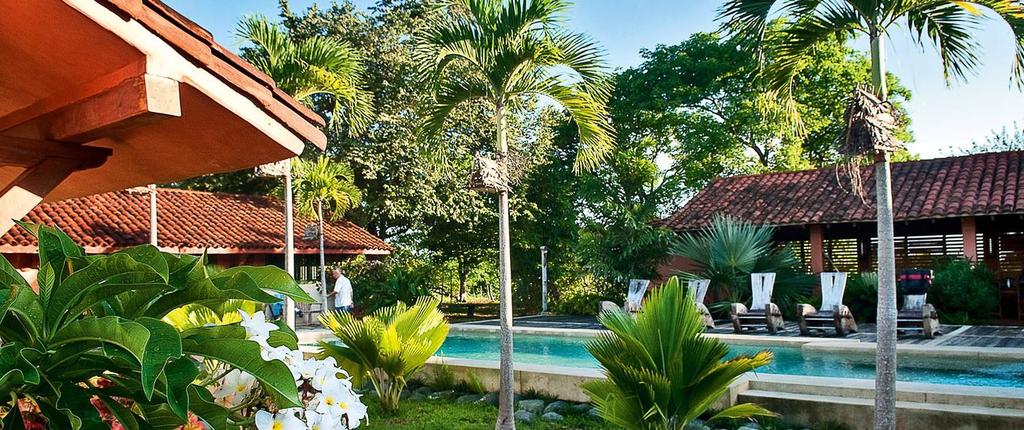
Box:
333, 274, 353, 308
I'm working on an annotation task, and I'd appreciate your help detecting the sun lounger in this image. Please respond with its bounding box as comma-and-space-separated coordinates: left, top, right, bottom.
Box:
798, 272, 858, 336
599, 279, 651, 314
687, 278, 715, 328
730, 273, 784, 334
897, 269, 940, 338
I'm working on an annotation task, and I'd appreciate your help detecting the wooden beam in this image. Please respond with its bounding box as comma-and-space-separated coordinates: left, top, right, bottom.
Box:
0, 135, 112, 168
0, 158, 82, 234
962, 216, 978, 262
0, 61, 180, 143
809, 224, 825, 274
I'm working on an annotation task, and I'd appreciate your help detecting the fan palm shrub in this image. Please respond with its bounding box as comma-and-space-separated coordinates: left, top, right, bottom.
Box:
583, 277, 775, 430
0, 223, 313, 429
318, 297, 449, 414
671, 215, 814, 316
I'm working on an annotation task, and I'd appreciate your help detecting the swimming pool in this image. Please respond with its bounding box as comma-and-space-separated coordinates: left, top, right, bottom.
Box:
436, 332, 1024, 388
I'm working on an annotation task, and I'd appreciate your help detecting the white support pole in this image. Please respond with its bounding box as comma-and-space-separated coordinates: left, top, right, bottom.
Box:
284, 160, 296, 329
540, 246, 548, 314
148, 184, 157, 246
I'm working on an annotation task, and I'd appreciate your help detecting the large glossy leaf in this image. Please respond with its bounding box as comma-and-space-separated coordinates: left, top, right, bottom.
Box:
46, 254, 166, 331
136, 317, 183, 399
0, 344, 40, 393
114, 245, 170, 282
55, 383, 106, 430
95, 395, 143, 430
187, 385, 229, 430
213, 266, 313, 303
16, 222, 84, 285
0, 252, 29, 290
161, 357, 198, 419
0, 284, 44, 343
182, 337, 301, 408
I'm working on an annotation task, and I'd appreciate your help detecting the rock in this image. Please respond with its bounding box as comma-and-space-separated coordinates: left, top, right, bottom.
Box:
569, 403, 592, 414
408, 392, 426, 401
456, 394, 482, 403
684, 419, 710, 430
517, 399, 546, 414
737, 424, 762, 430
543, 400, 568, 414
428, 390, 457, 400
541, 412, 564, 422
415, 386, 433, 395
477, 392, 500, 406
514, 410, 536, 423
587, 407, 602, 419
399, 389, 411, 400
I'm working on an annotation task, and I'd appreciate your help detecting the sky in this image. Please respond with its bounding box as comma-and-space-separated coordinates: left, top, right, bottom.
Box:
165, 0, 1024, 159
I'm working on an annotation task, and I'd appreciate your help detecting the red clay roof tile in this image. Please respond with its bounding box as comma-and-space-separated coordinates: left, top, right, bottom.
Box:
661, 151, 1024, 231
0, 188, 390, 254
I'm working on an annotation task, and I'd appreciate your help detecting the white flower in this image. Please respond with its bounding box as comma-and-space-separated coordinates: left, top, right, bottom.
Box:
313, 386, 366, 426
261, 345, 292, 362
255, 409, 305, 430
211, 369, 255, 407
239, 310, 279, 344
311, 361, 351, 392
304, 411, 344, 430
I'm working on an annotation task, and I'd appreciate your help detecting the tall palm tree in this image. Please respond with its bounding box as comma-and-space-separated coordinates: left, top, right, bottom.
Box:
718, 2, 1024, 428
237, 15, 373, 326
293, 156, 363, 310
416, 1, 615, 428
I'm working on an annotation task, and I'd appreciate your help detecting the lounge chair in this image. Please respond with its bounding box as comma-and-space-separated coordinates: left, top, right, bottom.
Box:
730, 273, 784, 334
798, 272, 858, 336
897, 269, 940, 338
599, 279, 651, 314
687, 279, 716, 328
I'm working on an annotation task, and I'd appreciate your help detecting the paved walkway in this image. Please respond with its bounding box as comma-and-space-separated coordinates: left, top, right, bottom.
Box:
461, 315, 1024, 348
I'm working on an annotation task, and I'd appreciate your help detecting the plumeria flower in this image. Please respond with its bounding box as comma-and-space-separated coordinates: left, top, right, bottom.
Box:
211, 369, 255, 407
255, 409, 304, 430
314, 386, 366, 426
261, 345, 292, 362
239, 310, 279, 344
311, 362, 351, 391
304, 411, 343, 430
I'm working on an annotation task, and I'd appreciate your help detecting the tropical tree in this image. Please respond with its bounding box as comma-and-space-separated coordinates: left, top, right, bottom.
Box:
719, 1, 1024, 427
416, 1, 615, 428
582, 277, 775, 430
318, 297, 449, 414
293, 155, 363, 305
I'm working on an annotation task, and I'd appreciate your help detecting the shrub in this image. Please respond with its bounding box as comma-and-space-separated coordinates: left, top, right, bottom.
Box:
672, 216, 815, 318
845, 272, 879, 323
582, 277, 775, 429
319, 297, 449, 414
931, 258, 998, 324
345, 257, 434, 314
551, 274, 618, 316
0, 223, 313, 429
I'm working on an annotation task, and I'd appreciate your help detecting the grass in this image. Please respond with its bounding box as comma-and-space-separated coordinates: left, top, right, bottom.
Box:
359, 398, 614, 430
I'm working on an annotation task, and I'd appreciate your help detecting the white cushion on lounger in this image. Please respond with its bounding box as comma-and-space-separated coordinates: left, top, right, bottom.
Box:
750, 273, 776, 311
688, 279, 710, 304
626, 279, 650, 311
820, 272, 848, 311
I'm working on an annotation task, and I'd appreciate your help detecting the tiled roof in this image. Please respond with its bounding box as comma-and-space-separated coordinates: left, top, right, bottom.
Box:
0, 188, 390, 255
661, 151, 1024, 231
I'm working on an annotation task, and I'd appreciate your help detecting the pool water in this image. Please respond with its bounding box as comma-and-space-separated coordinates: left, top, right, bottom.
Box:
436, 332, 1024, 388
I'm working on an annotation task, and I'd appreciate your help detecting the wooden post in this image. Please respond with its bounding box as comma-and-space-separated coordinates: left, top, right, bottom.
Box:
961, 217, 978, 262
809, 224, 825, 274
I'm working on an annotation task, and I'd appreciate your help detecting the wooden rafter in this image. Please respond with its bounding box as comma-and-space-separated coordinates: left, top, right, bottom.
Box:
0, 135, 112, 169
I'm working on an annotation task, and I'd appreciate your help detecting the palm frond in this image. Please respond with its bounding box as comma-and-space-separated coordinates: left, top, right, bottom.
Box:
292, 156, 362, 221
969, 0, 1024, 88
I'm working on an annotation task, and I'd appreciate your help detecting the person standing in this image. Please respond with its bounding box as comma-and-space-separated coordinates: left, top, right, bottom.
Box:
328, 268, 353, 313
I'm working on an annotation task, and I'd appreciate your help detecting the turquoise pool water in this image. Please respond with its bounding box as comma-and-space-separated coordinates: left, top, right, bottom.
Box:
436, 332, 1024, 388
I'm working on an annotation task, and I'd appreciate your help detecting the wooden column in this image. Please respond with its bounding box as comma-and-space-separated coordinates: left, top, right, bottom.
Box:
962, 216, 978, 262
809, 224, 825, 274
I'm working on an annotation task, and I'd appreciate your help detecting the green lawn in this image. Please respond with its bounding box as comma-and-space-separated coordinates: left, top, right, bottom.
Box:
361, 398, 614, 430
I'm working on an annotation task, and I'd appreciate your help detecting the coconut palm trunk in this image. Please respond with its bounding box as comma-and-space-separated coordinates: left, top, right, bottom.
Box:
869, 33, 898, 430
319, 199, 329, 308
494, 102, 516, 430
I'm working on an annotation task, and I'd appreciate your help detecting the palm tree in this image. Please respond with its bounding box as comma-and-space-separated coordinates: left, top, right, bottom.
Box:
416, 1, 615, 428
718, 2, 1024, 428
293, 156, 363, 308
237, 15, 373, 326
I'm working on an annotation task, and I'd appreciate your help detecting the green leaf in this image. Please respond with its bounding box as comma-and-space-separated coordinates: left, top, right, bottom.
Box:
162, 357, 198, 420
55, 383, 106, 430
95, 395, 142, 430
0, 252, 29, 291
115, 245, 170, 282
46, 254, 166, 330
182, 338, 301, 408
707, 402, 778, 422
2, 400, 25, 430
0, 344, 41, 392
136, 317, 183, 400
136, 403, 186, 430
0, 284, 44, 343
187, 385, 229, 430
17, 222, 84, 285
37, 262, 55, 306
213, 266, 313, 303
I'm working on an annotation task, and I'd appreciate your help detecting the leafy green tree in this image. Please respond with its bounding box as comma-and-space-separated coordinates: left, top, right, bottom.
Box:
293, 156, 363, 304
958, 122, 1024, 154
583, 277, 774, 430
319, 297, 449, 414
720, 1, 1024, 427
0, 223, 312, 429
416, 1, 615, 427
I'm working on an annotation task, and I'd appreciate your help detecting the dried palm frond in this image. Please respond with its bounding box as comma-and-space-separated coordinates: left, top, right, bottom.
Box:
836, 87, 903, 203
